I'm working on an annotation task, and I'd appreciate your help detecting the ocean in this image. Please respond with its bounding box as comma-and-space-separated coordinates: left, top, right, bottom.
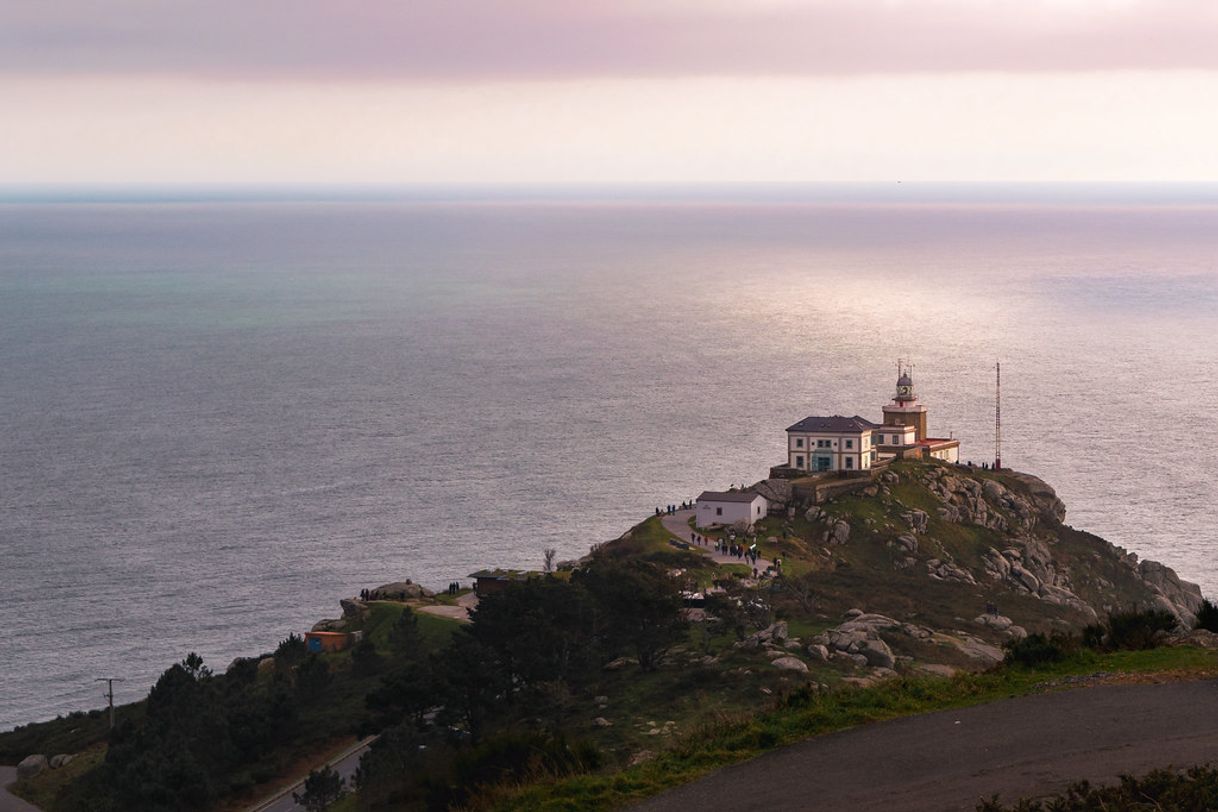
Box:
2, 185, 1217, 729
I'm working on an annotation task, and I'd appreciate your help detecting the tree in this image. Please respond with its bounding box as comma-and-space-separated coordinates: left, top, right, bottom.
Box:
388, 606, 421, 659
543, 548, 557, 573
469, 577, 602, 690
579, 559, 687, 671
366, 658, 436, 730
351, 637, 384, 677
292, 765, 345, 811
275, 633, 307, 672
779, 572, 817, 615
294, 656, 331, 699
1196, 599, 1218, 633
435, 632, 508, 741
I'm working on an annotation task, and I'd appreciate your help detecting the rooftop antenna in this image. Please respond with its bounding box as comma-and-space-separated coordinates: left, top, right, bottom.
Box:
994, 362, 1002, 471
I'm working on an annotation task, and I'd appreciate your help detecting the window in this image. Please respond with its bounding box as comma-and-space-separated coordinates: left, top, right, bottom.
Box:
845, 439, 854, 449
795, 438, 804, 448
795, 455, 804, 468
845, 457, 854, 469
716, 507, 722, 516
756, 505, 762, 515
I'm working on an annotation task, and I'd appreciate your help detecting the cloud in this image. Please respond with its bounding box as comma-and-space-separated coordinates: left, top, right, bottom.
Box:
4, 0, 1218, 81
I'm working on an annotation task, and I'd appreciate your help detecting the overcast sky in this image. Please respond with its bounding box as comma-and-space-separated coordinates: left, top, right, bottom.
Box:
4, 0, 1218, 183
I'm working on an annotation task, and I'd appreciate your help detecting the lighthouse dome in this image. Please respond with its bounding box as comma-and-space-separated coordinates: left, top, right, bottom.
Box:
897, 371, 913, 388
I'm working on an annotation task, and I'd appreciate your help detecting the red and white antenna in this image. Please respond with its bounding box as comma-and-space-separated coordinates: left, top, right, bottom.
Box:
994, 361, 1002, 471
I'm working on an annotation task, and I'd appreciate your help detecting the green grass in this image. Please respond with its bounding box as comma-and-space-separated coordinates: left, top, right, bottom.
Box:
479, 647, 1218, 811
359, 601, 462, 653
10, 746, 105, 809
0, 704, 145, 765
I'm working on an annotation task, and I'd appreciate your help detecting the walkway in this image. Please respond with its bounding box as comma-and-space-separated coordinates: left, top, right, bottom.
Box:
660, 510, 774, 574
633, 678, 1218, 811
417, 591, 478, 623
0, 767, 39, 812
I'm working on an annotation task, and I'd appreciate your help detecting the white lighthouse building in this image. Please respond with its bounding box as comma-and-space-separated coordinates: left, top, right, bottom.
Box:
785, 366, 960, 474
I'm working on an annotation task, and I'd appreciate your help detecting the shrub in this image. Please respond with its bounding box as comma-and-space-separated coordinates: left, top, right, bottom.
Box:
1003, 633, 1076, 667
1195, 599, 1218, 633
1081, 623, 1106, 650
977, 764, 1218, 811
1105, 608, 1177, 651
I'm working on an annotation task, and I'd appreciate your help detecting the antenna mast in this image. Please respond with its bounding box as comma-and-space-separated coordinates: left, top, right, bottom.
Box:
994, 362, 1002, 471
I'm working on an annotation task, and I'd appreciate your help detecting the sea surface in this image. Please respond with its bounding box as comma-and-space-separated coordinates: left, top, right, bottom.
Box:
3, 185, 1218, 729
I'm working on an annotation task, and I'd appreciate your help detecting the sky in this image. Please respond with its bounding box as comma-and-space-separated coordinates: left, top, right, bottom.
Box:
4, 0, 1218, 184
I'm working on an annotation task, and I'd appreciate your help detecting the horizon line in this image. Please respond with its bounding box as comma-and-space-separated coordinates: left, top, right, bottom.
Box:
7, 181, 1218, 205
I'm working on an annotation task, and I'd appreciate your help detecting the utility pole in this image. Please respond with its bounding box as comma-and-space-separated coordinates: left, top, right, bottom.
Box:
96, 677, 122, 730
994, 362, 1002, 471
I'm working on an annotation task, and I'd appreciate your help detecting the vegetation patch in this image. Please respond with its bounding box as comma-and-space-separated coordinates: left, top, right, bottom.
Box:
978, 764, 1218, 811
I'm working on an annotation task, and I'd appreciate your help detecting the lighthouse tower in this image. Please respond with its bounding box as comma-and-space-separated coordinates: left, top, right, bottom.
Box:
882, 365, 929, 441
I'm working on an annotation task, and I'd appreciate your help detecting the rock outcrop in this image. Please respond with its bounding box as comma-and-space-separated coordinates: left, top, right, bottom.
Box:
1134, 559, 1204, 626
17, 753, 48, 780
369, 581, 435, 600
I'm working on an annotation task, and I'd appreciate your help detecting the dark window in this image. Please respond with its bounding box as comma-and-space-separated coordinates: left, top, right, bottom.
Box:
796, 438, 804, 448
845, 457, 854, 469
845, 439, 854, 449
716, 507, 722, 516
795, 455, 804, 468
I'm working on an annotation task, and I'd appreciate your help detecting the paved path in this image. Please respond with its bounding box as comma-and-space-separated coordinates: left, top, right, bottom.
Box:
248, 736, 375, 812
0, 767, 39, 812
417, 592, 477, 623
633, 679, 1218, 811
661, 510, 774, 574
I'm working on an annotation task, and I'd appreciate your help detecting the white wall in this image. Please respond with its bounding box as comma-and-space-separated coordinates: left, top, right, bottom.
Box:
788, 432, 870, 471
696, 496, 768, 529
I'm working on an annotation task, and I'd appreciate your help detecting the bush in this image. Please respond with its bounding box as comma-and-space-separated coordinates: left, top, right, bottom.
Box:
977, 764, 1218, 811
1081, 623, 1106, 650
1003, 633, 1077, 667
1195, 599, 1218, 633
1105, 608, 1177, 651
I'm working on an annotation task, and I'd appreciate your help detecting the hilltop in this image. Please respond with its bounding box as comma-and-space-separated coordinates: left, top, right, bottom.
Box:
606, 460, 1204, 681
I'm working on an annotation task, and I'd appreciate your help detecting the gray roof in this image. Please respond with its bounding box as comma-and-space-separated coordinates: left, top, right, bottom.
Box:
697, 490, 764, 504
786, 415, 878, 434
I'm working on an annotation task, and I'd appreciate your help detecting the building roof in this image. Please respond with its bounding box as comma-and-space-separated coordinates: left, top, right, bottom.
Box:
697, 490, 764, 504
786, 415, 878, 434
468, 568, 531, 581
919, 438, 960, 448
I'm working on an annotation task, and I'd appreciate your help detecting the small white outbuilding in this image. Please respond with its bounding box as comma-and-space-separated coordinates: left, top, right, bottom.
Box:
695, 490, 768, 530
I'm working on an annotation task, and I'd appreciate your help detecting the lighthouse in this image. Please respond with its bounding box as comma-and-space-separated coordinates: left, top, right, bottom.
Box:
881, 365, 929, 442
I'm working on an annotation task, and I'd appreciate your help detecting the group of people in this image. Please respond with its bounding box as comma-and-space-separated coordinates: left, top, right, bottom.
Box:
721, 541, 761, 568
656, 501, 693, 516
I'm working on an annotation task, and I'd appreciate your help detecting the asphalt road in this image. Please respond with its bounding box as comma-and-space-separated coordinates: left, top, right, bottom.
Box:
0, 767, 39, 812
633, 680, 1218, 812
252, 737, 375, 812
